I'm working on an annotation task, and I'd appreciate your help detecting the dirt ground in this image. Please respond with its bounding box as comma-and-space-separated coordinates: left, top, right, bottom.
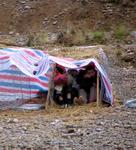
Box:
0, 104, 135, 150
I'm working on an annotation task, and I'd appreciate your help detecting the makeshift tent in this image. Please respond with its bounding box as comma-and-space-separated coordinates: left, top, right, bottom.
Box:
0, 47, 113, 109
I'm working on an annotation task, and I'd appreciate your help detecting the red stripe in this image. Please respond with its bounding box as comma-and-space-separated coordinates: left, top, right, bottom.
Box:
0, 74, 48, 87
0, 87, 39, 94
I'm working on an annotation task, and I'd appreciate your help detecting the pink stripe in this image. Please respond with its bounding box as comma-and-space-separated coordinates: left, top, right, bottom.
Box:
0, 74, 48, 87
25, 50, 40, 59
0, 56, 9, 60
20, 53, 33, 65
103, 77, 111, 93
0, 87, 39, 94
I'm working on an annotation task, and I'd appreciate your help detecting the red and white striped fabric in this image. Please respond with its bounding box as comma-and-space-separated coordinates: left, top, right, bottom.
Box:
0, 47, 113, 109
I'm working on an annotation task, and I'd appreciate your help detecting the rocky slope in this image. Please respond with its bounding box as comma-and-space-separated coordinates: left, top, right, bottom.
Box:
0, 0, 135, 33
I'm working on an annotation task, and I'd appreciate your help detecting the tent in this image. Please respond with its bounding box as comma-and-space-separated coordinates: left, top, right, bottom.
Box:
0, 47, 113, 109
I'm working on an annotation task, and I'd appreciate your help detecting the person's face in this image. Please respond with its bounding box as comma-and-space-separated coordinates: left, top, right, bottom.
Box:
70, 70, 78, 77
85, 69, 96, 78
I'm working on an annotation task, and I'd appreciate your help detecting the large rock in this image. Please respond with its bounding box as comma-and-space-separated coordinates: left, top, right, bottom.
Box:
0, 34, 29, 46
125, 99, 136, 108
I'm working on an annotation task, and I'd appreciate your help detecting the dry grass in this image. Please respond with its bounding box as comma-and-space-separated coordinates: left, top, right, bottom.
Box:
0, 101, 119, 121
49, 46, 102, 60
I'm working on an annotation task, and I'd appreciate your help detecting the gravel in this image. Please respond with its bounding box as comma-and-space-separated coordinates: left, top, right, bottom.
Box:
0, 106, 135, 149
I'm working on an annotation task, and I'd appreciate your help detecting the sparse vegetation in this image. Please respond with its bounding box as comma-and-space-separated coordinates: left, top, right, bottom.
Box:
28, 31, 49, 47
72, 30, 86, 45
114, 25, 129, 40
92, 31, 105, 43
57, 30, 106, 46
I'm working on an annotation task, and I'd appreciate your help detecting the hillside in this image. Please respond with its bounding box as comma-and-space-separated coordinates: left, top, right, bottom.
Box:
0, 0, 135, 46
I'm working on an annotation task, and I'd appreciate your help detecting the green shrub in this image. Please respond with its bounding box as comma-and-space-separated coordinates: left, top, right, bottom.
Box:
92, 31, 105, 43
114, 25, 128, 40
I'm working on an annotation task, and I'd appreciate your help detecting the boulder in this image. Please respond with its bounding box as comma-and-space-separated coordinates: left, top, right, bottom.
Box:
125, 99, 136, 108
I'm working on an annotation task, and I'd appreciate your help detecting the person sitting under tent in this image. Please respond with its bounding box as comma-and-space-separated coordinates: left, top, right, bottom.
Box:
76, 64, 97, 104
53, 65, 67, 106
53, 66, 79, 107
66, 69, 79, 105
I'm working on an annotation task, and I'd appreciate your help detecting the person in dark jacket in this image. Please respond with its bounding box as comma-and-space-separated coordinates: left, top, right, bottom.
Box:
76, 64, 97, 104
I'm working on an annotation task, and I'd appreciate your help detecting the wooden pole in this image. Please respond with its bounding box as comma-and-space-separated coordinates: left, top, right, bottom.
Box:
45, 64, 56, 110
97, 71, 100, 107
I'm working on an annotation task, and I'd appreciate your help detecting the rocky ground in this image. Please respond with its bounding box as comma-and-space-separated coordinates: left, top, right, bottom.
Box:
0, 0, 135, 34
0, 105, 135, 150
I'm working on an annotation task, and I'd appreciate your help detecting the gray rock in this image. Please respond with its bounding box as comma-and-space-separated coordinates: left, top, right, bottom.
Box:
48, 32, 59, 44
131, 31, 136, 38
19, 1, 26, 4
15, 35, 29, 46
125, 99, 136, 108
9, 31, 14, 35
95, 128, 103, 132
52, 21, 57, 25
7, 118, 18, 123
24, 5, 31, 9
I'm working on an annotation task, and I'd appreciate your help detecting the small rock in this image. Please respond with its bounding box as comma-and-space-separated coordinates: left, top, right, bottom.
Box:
67, 129, 75, 134
52, 21, 57, 25
7, 118, 18, 123
20, 1, 26, 4
113, 123, 120, 127
125, 99, 136, 108
9, 31, 14, 35
24, 5, 31, 9
54, 15, 58, 18
63, 148, 72, 150
15, 36, 29, 46
44, 18, 48, 21
95, 128, 103, 132
13, 118, 19, 123
131, 31, 136, 38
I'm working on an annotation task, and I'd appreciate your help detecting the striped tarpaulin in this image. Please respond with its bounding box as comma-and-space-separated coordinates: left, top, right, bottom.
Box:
0, 47, 113, 109
0, 48, 50, 109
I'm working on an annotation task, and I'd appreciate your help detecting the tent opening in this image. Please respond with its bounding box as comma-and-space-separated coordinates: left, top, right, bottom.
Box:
47, 62, 112, 108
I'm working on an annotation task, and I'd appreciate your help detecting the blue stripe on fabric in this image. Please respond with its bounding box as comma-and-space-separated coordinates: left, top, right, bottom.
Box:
34, 49, 44, 57
0, 82, 47, 91
0, 69, 25, 75
39, 76, 49, 81
2, 48, 18, 53
0, 70, 49, 81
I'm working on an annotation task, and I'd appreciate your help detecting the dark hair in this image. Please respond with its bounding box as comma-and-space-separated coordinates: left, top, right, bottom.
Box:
86, 64, 95, 71
56, 66, 65, 74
